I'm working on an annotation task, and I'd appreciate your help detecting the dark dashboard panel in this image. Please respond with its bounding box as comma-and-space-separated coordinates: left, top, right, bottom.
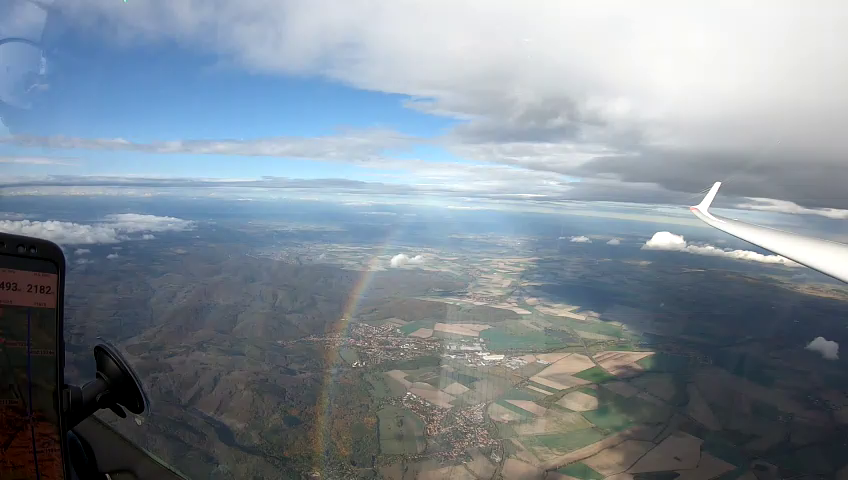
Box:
74, 417, 188, 480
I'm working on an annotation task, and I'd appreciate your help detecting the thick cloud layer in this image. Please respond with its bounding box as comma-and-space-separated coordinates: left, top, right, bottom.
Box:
24, 0, 847, 208
0, 214, 194, 245
806, 337, 839, 360
642, 231, 796, 265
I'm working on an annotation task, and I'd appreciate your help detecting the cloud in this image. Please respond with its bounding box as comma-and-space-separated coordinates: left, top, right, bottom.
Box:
32, 0, 848, 209
358, 211, 397, 216
74, 248, 90, 255
102, 214, 193, 233
606, 238, 621, 245
806, 337, 839, 360
74, 258, 92, 265
106, 253, 119, 260
390, 253, 425, 268
736, 198, 848, 220
0, 156, 78, 166
642, 231, 796, 265
1, 128, 409, 161
141, 234, 155, 240
0, 214, 194, 245
570, 236, 592, 243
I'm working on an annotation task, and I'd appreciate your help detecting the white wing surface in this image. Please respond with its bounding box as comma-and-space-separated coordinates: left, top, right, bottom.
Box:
690, 182, 848, 284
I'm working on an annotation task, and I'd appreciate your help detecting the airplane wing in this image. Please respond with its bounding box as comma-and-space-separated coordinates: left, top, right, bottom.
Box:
690, 182, 848, 284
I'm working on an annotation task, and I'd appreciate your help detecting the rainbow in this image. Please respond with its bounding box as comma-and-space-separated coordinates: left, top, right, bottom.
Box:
311, 238, 394, 471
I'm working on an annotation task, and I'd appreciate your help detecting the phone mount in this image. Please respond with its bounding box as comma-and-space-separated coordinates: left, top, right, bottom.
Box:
63, 343, 148, 431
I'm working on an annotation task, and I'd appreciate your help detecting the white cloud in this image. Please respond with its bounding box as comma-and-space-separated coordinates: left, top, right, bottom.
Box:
0, 156, 78, 166
737, 198, 848, 220
643, 232, 688, 251
358, 211, 397, 216
74, 248, 91, 255
141, 234, 155, 240
642, 231, 796, 265
570, 236, 592, 243
36, 0, 848, 209
806, 336, 839, 360
606, 238, 621, 245
106, 253, 119, 260
390, 253, 425, 268
2, 128, 408, 160
74, 258, 92, 265
446, 205, 490, 210
102, 214, 193, 233
0, 214, 194, 245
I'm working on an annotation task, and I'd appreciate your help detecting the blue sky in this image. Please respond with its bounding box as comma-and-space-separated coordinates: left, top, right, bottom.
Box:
4, 24, 460, 180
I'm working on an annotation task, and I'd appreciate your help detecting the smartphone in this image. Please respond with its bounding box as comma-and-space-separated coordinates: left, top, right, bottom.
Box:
0, 232, 69, 480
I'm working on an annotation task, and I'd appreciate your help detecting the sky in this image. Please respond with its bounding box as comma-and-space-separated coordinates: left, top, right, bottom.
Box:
3, 0, 848, 226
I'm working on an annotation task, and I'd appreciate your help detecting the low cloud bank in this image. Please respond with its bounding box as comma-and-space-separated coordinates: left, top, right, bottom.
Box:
0, 214, 194, 245
642, 231, 795, 265
390, 253, 425, 267
806, 337, 839, 360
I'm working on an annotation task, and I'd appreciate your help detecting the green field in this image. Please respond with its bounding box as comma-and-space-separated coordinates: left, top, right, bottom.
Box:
556, 462, 604, 480
442, 369, 480, 387
496, 400, 535, 418
577, 387, 599, 397
339, 346, 360, 365
382, 372, 409, 397
398, 321, 435, 335
637, 352, 693, 374
529, 380, 562, 392
582, 394, 671, 433
391, 355, 443, 370
366, 373, 392, 399
544, 316, 624, 338
481, 327, 567, 351
520, 428, 606, 454
574, 366, 617, 383
503, 388, 543, 402
377, 406, 426, 455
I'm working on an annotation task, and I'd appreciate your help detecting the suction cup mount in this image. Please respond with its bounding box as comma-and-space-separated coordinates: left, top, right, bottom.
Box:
64, 342, 149, 431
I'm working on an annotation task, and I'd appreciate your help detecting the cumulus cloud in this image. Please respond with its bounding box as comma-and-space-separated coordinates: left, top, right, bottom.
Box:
141, 234, 155, 240
74, 248, 90, 255
106, 253, 119, 260
74, 258, 92, 265
606, 238, 621, 245
0, 214, 194, 245
806, 337, 839, 360
570, 236, 592, 243
642, 231, 796, 265
16, 0, 848, 209
390, 253, 425, 268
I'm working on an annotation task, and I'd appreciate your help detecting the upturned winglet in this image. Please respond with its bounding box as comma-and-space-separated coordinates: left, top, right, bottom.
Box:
690, 181, 722, 222
695, 182, 721, 211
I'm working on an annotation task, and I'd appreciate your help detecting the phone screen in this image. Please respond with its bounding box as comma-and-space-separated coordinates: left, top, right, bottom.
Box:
0, 256, 65, 479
